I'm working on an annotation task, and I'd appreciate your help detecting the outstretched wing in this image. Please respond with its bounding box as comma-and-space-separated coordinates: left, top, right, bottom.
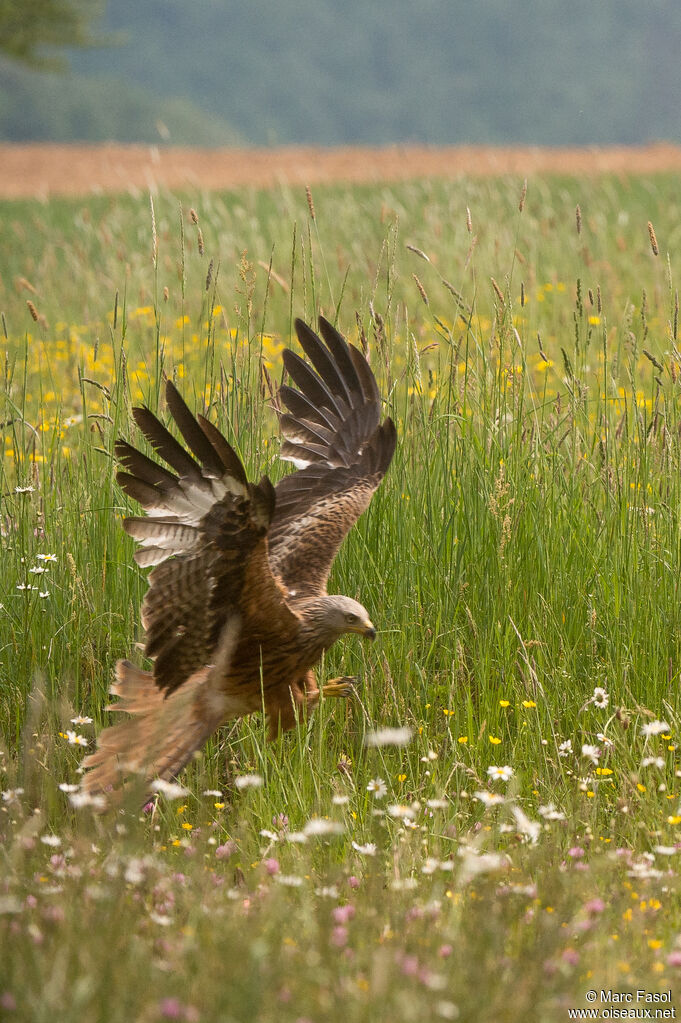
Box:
268, 316, 396, 598
117, 380, 298, 695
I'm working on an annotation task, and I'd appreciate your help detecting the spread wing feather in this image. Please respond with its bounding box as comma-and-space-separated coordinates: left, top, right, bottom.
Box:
117, 380, 297, 695
269, 316, 396, 596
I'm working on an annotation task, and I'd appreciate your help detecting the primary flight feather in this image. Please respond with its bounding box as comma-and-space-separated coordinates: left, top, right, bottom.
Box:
83, 316, 396, 797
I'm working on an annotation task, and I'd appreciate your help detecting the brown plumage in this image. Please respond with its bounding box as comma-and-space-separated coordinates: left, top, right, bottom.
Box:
83, 316, 396, 798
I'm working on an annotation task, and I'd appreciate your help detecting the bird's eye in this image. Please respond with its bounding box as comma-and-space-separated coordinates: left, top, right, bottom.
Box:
345, 613, 357, 624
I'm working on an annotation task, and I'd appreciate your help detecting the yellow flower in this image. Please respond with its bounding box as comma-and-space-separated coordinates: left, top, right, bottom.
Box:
181, 822, 193, 831
522, 700, 536, 708
499, 700, 510, 707
489, 736, 502, 745
458, 736, 468, 744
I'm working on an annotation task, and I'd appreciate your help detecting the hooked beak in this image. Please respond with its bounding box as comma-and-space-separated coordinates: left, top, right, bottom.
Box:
363, 621, 377, 641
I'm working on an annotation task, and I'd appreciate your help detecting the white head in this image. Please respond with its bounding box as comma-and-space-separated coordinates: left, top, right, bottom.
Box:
299, 594, 376, 648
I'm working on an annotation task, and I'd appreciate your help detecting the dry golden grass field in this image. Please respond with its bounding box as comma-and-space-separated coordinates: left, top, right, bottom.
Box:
2, 141, 681, 196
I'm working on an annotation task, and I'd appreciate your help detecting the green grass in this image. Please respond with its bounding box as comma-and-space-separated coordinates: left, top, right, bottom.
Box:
2, 173, 681, 1020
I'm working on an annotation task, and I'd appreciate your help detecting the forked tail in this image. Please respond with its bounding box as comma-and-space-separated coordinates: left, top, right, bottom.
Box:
82, 659, 223, 798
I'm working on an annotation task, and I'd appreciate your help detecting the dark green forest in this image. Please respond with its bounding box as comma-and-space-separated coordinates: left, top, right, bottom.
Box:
2, 0, 679, 146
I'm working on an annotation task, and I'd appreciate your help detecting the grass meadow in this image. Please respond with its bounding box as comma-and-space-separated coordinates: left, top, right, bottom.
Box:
3, 172, 681, 1020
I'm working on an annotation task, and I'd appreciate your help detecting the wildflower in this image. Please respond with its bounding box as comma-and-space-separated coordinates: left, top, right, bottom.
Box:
351, 841, 377, 856
234, 773, 264, 790
474, 791, 505, 806
511, 805, 540, 843
151, 779, 189, 799
585, 898, 606, 914
70, 715, 93, 726
641, 757, 665, 769
69, 790, 107, 810
489, 736, 502, 745
58, 783, 79, 793
2, 788, 24, 803
332, 904, 355, 925
642, 721, 671, 737
387, 804, 415, 819
597, 733, 614, 749
367, 777, 387, 798
263, 858, 279, 875
581, 744, 600, 765
332, 794, 349, 805
522, 700, 536, 708
203, 789, 223, 798
14, 485, 34, 494
29, 566, 46, 575
36, 553, 57, 562
592, 687, 609, 709
538, 803, 566, 821
365, 726, 412, 748
65, 730, 88, 747
303, 818, 344, 837
215, 841, 237, 860
558, 739, 573, 757
40, 834, 61, 847
487, 765, 513, 781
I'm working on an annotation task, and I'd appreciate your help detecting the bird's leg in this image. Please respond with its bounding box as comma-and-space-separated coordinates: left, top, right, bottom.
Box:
321, 675, 357, 698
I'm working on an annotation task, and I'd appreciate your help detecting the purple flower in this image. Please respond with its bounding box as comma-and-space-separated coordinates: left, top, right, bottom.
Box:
263, 858, 280, 876
348, 875, 360, 890
0, 992, 17, 1011
568, 846, 585, 859
584, 898, 605, 914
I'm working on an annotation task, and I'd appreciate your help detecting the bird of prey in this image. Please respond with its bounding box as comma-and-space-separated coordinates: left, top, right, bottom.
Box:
83, 316, 396, 795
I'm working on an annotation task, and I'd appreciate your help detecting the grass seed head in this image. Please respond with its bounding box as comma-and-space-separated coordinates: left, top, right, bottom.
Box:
305, 185, 316, 221
648, 220, 659, 256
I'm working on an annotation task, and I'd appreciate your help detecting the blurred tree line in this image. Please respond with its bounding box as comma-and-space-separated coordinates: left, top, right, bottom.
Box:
1, 0, 679, 147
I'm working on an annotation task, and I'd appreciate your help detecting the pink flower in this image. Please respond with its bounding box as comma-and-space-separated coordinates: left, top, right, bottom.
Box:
332, 904, 355, 925
159, 998, 182, 1019
263, 858, 280, 876
0, 992, 17, 1011
331, 925, 348, 947
215, 841, 236, 860
584, 898, 605, 914
568, 846, 585, 859
667, 950, 681, 967
348, 875, 360, 890
438, 944, 453, 958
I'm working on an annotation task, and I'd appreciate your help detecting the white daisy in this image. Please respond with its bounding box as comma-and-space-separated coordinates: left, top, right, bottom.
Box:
641, 720, 671, 737
65, 730, 88, 747
367, 777, 387, 798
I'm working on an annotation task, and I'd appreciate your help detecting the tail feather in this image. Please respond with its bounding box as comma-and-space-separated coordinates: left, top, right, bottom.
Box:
82, 660, 223, 798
